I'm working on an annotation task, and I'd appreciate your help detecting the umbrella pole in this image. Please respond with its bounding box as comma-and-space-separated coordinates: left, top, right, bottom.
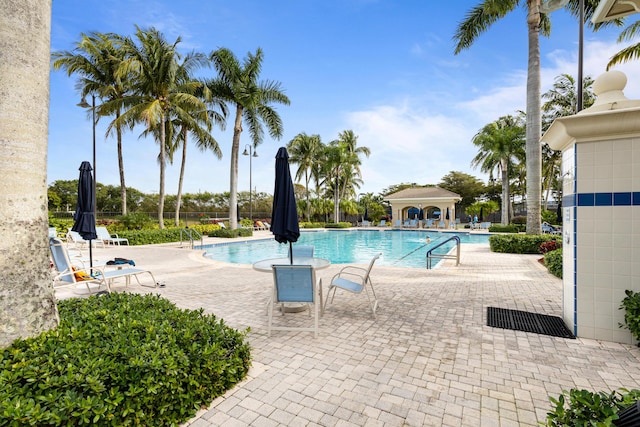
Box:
289, 242, 293, 264
89, 240, 93, 269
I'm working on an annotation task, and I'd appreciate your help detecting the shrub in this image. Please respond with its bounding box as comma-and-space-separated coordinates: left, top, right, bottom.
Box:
240, 218, 253, 228
324, 222, 351, 229
511, 215, 527, 225
544, 248, 563, 279
620, 290, 640, 345
116, 212, 154, 230
488, 224, 519, 233
207, 227, 253, 238
545, 388, 640, 426
300, 222, 325, 229
539, 240, 562, 254
489, 234, 561, 254
0, 293, 251, 427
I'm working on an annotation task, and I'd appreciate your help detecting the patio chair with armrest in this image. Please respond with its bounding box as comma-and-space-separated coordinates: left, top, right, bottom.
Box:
96, 226, 129, 245
268, 265, 323, 337
324, 252, 382, 318
50, 237, 157, 293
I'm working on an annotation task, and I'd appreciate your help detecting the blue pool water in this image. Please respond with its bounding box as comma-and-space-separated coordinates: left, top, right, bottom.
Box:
200, 229, 489, 269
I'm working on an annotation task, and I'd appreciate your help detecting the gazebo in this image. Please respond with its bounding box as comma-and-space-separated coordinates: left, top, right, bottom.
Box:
384, 187, 462, 226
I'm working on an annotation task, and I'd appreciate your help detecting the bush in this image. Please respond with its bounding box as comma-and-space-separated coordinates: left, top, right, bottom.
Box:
545, 388, 640, 426
488, 224, 519, 233
0, 293, 251, 427
544, 248, 563, 279
489, 234, 561, 254
620, 290, 640, 344
116, 212, 154, 230
324, 222, 351, 229
511, 215, 527, 225
300, 222, 325, 229
207, 227, 253, 238
539, 240, 562, 254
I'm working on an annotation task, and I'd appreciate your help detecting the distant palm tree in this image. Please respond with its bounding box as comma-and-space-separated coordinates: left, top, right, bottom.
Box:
471, 115, 525, 225
111, 27, 209, 228
287, 133, 323, 221
207, 47, 290, 229
52, 31, 131, 214
608, 20, 640, 69
454, 0, 605, 234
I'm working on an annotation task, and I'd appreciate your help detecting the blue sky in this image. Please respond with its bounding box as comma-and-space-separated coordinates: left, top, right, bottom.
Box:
48, 0, 640, 197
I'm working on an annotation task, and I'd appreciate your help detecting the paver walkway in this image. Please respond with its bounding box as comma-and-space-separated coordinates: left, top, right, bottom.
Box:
55, 235, 640, 426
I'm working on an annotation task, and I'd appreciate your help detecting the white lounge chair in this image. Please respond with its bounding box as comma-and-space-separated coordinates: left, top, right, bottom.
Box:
324, 253, 381, 318
268, 265, 323, 337
67, 229, 104, 248
50, 237, 157, 294
96, 226, 129, 245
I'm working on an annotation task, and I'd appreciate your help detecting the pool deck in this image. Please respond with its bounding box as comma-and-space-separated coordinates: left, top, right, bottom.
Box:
55, 230, 640, 426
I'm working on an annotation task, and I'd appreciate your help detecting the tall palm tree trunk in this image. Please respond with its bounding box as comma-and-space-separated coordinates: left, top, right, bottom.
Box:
158, 113, 167, 229
116, 110, 127, 215
0, 0, 59, 346
501, 160, 510, 226
175, 128, 188, 227
525, 2, 542, 234
229, 106, 243, 229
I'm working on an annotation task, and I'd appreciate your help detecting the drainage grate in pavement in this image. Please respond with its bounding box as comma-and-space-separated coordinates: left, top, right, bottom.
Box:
487, 307, 575, 339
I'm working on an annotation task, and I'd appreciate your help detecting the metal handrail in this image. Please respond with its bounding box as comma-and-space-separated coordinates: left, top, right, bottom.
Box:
426, 235, 461, 269
179, 228, 203, 249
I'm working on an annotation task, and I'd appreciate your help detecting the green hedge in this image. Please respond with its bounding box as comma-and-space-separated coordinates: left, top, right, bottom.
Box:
489, 234, 561, 254
488, 224, 519, 233
544, 248, 563, 279
324, 222, 351, 229
0, 293, 251, 426
545, 388, 640, 426
206, 227, 253, 238
300, 222, 326, 229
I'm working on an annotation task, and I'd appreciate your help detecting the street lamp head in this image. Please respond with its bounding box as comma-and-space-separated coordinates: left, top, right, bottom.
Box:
252, 150, 258, 157
242, 148, 249, 156
77, 98, 91, 108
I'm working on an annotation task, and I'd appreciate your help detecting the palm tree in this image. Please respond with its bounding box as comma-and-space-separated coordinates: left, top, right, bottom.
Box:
287, 133, 323, 221
607, 20, 640, 69
52, 32, 132, 214
454, 0, 604, 234
207, 47, 290, 229
1, 0, 58, 345
541, 73, 595, 208
471, 115, 526, 225
109, 27, 209, 229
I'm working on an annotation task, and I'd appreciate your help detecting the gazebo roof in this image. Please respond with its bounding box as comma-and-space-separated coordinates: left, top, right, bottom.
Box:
384, 186, 461, 201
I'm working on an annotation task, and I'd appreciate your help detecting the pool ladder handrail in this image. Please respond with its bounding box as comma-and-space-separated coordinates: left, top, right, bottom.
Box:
425, 235, 460, 269
179, 228, 203, 249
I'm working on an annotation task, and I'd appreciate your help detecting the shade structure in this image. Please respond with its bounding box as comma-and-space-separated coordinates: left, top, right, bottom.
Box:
271, 147, 300, 263
445, 207, 450, 220
418, 208, 424, 221
71, 161, 97, 267
479, 207, 484, 222
557, 202, 562, 224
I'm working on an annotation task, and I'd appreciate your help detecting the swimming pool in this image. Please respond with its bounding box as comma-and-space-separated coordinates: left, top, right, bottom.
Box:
200, 229, 489, 269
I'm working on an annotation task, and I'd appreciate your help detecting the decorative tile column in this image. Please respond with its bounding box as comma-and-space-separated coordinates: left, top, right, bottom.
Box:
542, 70, 640, 343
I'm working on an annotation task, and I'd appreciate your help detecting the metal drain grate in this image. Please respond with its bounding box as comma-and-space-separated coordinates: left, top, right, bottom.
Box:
487, 307, 575, 339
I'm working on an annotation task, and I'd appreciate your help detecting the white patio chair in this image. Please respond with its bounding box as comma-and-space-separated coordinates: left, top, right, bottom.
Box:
324, 252, 382, 318
96, 226, 129, 245
268, 265, 323, 338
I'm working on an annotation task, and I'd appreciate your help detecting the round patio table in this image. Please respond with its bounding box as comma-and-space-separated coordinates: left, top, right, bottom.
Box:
253, 257, 330, 313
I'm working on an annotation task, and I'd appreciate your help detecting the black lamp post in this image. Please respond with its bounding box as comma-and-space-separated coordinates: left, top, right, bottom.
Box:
242, 144, 258, 220
77, 94, 97, 219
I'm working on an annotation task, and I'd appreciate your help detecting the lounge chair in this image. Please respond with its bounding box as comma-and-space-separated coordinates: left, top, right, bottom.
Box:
402, 220, 410, 228
362, 220, 370, 227
268, 265, 323, 337
50, 237, 157, 294
377, 220, 387, 227
542, 222, 560, 235
408, 219, 418, 228
438, 220, 446, 229
96, 226, 129, 245
254, 220, 267, 231
324, 252, 381, 318
393, 219, 401, 227
425, 219, 434, 228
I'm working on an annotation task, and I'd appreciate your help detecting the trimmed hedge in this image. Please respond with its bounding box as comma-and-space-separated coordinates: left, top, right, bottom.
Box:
488, 224, 519, 233
489, 234, 561, 254
545, 388, 640, 426
0, 293, 251, 426
544, 248, 563, 279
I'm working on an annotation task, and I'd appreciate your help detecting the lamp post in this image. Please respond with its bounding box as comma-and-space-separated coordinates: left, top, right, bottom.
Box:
242, 144, 258, 220
77, 94, 97, 220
